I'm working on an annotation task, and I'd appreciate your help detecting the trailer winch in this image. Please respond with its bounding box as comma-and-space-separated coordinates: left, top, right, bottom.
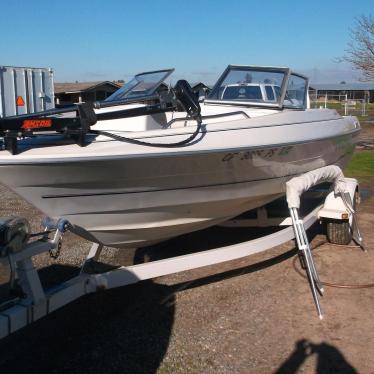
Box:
0, 217, 30, 257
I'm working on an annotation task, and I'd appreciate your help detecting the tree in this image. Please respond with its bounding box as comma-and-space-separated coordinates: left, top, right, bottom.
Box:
342, 15, 374, 81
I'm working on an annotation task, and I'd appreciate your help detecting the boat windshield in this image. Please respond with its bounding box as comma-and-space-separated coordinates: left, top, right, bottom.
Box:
206, 65, 308, 109
105, 69, 174, 102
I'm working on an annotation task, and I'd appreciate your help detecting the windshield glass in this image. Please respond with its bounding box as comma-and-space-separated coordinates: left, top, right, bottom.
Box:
105, 69, 173, 102
284, 74, 308, 109
208, 66, 287, 106
265, 85, 275, 101
222, 85, 262, 101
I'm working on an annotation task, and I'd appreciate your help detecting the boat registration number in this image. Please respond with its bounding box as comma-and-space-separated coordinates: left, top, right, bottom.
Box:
222, 146, 293, 162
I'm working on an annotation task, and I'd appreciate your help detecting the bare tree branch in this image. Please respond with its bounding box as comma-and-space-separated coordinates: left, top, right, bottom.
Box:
341, 15, 374, 81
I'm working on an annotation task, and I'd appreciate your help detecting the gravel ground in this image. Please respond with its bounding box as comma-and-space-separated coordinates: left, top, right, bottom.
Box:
0, 143, 373, 372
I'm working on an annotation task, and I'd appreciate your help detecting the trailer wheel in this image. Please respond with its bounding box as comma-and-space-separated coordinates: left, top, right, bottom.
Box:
326, 219, 352, 245
325, 189, 359, 245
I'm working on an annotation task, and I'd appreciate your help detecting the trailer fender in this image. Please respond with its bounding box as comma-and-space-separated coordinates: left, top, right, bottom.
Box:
318, 177, 359, 221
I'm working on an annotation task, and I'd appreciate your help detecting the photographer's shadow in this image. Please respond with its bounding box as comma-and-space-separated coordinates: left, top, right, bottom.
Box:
276, 339, 357, 373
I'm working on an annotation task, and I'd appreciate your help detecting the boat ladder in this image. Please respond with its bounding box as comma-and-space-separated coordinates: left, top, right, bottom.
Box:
287, 165, 366, 319
289, 206, 324, 319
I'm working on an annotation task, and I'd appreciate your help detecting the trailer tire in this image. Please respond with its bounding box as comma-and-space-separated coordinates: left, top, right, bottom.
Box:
326, 219, 352, 245
326, 189, 359, 245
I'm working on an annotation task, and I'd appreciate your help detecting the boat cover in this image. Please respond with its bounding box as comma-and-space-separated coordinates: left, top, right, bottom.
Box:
286, 165, 346, 208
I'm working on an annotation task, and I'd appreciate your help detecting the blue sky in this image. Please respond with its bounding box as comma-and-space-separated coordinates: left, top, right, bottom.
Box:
0, 0, 372, 83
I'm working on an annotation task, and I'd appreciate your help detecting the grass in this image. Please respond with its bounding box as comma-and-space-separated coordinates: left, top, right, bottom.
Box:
345, 151, 374, 176
345, 151, 374, 186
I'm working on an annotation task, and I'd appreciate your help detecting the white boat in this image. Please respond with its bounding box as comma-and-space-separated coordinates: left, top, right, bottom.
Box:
0, 65, 360, 248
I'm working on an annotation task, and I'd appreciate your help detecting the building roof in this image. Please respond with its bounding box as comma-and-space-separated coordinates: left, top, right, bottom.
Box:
54, 81, 121, 94
309, 82, 374, 91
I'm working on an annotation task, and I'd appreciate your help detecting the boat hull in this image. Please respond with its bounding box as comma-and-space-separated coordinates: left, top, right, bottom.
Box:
0, 129, 358, 248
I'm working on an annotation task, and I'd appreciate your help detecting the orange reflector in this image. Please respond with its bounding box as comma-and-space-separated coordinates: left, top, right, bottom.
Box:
341, 212, 349, 220
16, 96, 25, 106
21, 119, 52, 129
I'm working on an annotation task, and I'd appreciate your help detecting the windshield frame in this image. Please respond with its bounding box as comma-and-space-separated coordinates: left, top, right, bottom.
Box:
282, 72, 309, 110
205, 65, 303, 109
105, 68, 174, 103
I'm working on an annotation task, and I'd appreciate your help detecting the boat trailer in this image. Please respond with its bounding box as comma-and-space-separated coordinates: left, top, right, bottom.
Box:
0, 166, 365, 339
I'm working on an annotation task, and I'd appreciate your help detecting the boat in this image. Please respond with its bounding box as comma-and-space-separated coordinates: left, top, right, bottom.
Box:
0, 65, 360, 248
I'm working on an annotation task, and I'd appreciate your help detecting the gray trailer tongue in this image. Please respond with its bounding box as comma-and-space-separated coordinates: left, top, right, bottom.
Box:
0, 65, 54, 118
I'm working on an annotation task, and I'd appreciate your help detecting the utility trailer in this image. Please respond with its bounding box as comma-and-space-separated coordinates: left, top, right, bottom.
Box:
0, 65, 54, 118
